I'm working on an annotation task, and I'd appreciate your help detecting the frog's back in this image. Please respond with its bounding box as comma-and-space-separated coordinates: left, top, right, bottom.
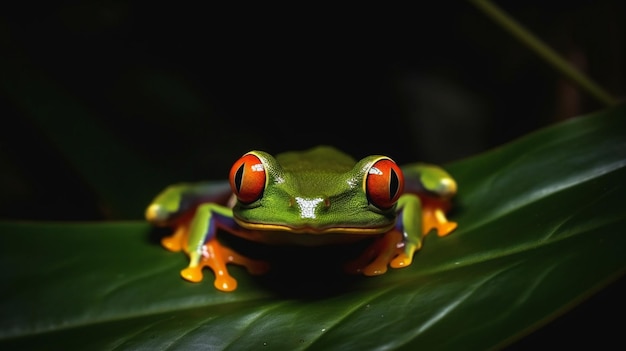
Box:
276, 146, 356, 173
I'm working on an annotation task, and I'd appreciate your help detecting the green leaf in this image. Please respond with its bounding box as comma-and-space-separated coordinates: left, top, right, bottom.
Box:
1, 104, 625, 350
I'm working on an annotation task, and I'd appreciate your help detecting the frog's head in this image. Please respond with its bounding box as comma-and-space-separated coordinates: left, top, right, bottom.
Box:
228, 149, 404, 238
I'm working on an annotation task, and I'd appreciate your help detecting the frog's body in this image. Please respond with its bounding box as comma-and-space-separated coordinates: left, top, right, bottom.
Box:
146, 146, 457, 292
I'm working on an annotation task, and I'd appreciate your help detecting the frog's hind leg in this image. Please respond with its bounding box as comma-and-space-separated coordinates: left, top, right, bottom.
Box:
145, 189, 196, 252
404, 163, 458, 237
160, 218, 192, 252
421, 197, 457, 237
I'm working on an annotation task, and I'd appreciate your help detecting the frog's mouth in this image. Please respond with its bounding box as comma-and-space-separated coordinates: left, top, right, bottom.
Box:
232, 216, 396, 246
233, 216, 394, 235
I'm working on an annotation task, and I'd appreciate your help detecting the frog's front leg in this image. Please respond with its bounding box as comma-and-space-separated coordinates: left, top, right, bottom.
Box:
180, 203, 269, 292
345, 193, 423, 275
391, 193, 424, 268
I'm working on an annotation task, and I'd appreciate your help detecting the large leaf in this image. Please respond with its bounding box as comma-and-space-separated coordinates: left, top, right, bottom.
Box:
1, 104, 625, 350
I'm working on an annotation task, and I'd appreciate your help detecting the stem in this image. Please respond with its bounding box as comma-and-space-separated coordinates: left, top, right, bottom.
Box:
469, 0, 618, 107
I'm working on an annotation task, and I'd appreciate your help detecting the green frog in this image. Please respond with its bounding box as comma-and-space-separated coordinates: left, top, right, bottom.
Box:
146, 146, 458, 292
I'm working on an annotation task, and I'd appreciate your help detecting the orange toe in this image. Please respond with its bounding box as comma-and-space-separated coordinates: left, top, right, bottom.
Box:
180, 266, 203, 283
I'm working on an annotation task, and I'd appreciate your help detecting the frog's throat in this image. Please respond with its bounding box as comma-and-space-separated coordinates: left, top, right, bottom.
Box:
233, 217, 395, 235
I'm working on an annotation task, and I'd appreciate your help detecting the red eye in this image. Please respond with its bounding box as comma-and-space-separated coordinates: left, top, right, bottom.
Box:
229, 153, 266, 203
365, 158, 404, 209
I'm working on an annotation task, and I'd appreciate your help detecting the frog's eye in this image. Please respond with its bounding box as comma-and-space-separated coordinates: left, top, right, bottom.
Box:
365, 157, 404, 209
229, 153, 267, 203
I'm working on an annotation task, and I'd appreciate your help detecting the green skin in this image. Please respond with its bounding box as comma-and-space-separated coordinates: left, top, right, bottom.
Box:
146, 146, 457, 288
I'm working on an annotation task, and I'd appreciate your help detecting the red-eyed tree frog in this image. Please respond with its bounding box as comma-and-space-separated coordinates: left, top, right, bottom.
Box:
145, 146, 458, 292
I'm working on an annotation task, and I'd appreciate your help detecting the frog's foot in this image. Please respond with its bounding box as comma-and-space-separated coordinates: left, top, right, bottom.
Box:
390, 241, 421, 268
422, 202, 457, 237
181, 265, 204, 283
224, 246, 271, 276
181, 238, 270, 292
161, 223, 189, 252
345, 230, 416, 276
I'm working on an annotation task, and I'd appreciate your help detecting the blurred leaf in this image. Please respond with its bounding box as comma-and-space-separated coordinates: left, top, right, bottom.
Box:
0, 104, 625, 350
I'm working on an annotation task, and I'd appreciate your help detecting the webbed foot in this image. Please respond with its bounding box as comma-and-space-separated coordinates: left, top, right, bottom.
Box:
181, 266, 204, 282
161, 223, 189, 252
422, 198, 457, 236
345, 230, 419, 276
182, 238, 270, 292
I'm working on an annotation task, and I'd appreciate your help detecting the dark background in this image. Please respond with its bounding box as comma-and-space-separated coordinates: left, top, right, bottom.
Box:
1, 1, 624, 349
2, 1, 624, 221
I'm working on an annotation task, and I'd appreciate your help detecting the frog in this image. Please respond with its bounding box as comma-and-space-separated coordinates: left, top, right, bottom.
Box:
145, 145, 458, 292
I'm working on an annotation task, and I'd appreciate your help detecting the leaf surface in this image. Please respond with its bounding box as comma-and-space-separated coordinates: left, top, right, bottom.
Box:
1, 104, 625, 350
